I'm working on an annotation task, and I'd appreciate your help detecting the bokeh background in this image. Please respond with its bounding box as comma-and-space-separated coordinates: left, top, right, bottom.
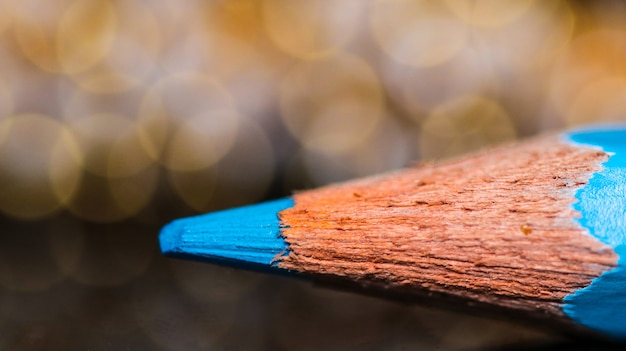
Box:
1, 0, 625, 350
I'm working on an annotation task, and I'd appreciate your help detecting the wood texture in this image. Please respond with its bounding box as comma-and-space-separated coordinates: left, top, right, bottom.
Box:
277, 135, 616, 328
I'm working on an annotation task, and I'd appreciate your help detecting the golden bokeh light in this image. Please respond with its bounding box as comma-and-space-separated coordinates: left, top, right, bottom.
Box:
382, 48, 499, 119
1, 1, 626, 348
209, 116, 276, 208
109, 165, 159, 218
163, 111, 240, 172
155, 28, 211, 76
167, 166, 218, 213
138, 73, 240, 171
466, 1, 575, 72
0, 114, 82, 220
49, 126, 84, 207
13, 0, 116, 74
420, 95, 517, 159
57, 0, 116, 74
12, 1, 74, 73
514, 1, 575, 65
304, 117, 413, 185
280, 53, 383, 155
369, 1, 575, 121
444, 0, 535, 28
72, 69, 138, 94
67, 113, 154, 178
203, 0, 263, 43
550, 29, 626, 121
263, 0, 362, 58
370, 0, 469, 67
0, 1, 12, 35
566, 78, 626, 126
70, 1, 162, 94
144, 1, 194, 44
67, 166, 157, 223
200, 0, 269, 80
0, 80, 14, 125
61, 83, 146, 120
169, 116, 275, 210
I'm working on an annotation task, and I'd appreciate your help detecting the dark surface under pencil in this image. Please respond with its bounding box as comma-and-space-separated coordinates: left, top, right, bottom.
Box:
2, 1, 626, 350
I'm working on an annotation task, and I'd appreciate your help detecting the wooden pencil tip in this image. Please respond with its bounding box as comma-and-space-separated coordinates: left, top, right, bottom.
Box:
159, 198, 294, 270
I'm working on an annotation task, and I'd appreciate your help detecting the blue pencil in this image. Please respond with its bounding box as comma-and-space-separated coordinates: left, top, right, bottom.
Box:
160, 125, 626, 340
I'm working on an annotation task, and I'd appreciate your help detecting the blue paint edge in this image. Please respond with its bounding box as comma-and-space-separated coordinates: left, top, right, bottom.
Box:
159, 197, 295, 273
562, 124, 626, 339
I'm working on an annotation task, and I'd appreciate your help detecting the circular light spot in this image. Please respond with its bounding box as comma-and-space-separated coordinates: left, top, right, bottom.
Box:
444, 0, 535, 28
463, 1, 575, 72
146, 1, 193, 44
550, 29, 626, 120
370, 0, 469, 67
0, 1, 12, 35
566, 78, 626, 126
0, 114, 82, 220
203, 0, 263, 43
72, 69, 138, 94
196, 5, 278, 82
156, 28, 213, 76
304, 117, 413, 185
280, 53, 383, 155
13, 1, 73, 73
61, 83, 146, 121
57, 0, 117, 74
164, 111, 240, 172
138, 73, 239, 170
169, 116, 275, 210
420, 95, 517, 159
199, 0, 265, 76
529, 1, 576, 64
381, 47, 499, 119
67, 165, 157, 223
68, 113, 154, 178
0, 80, 15, 139
71, 1, 162, 93
263, 0, 362, 58
49, 126, 83, 207
109, 165, 159, 217
167, 166, 218, 213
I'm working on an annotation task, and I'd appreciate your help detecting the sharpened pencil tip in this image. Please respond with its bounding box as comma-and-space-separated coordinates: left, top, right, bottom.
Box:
159, 198, 295, 269
158, 220, 184, 256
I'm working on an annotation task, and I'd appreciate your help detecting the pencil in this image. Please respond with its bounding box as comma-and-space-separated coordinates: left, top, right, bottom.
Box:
159, 125, 626, 340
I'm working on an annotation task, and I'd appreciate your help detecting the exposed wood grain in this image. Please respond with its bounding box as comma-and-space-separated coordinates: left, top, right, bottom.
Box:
277, 135, 616, 329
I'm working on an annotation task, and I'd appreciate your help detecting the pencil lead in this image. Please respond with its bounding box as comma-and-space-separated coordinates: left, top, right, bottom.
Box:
159, 198, 294, 270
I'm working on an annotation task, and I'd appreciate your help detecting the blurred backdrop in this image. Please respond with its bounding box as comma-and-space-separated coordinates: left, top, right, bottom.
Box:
0, 1, 625, 350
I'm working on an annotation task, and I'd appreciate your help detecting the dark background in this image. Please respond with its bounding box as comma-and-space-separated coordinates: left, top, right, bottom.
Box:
1, 1, 625, 349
